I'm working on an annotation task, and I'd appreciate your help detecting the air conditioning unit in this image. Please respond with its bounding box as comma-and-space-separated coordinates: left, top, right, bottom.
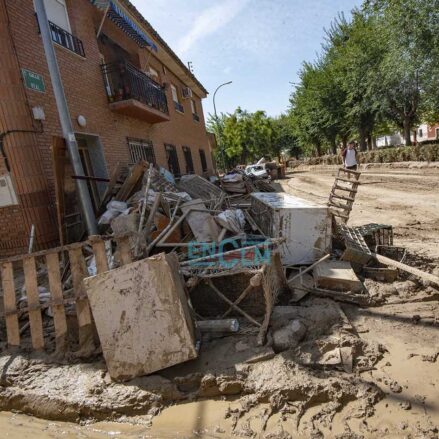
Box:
182, 87, 193, 99
0, 174, 19, 207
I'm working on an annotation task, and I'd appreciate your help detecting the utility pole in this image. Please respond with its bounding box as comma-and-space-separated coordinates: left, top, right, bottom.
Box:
34, 0, 97, 235
213, 81, 232, 172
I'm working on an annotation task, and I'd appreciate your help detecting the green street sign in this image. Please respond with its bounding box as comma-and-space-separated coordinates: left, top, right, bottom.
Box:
22, 69, 45, 93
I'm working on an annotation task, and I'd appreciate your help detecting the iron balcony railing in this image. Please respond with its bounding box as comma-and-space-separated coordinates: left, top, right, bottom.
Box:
49, 21, 85, 57
101, 61, 169, 115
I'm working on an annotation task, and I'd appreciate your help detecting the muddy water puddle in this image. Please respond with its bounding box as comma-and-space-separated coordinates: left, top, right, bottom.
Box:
0, 400, 236, 439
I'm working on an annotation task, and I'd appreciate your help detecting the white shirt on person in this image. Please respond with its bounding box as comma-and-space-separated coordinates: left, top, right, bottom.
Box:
345, 148, 357, 167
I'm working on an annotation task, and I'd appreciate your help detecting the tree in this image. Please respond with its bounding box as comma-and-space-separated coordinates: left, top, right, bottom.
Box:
207, 108, 275, 167
327, 11, 385, 150
365, 0, 439, 144
270, 114, 301, 159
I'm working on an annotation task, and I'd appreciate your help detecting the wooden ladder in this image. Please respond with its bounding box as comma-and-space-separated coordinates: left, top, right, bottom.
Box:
328, 168, 361, 223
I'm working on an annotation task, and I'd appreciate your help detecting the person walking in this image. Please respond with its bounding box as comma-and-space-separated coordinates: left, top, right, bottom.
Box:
341, 141, 358, 177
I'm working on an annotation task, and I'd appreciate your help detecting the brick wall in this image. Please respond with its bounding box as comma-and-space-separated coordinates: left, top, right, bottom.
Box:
0, 0, 213, 256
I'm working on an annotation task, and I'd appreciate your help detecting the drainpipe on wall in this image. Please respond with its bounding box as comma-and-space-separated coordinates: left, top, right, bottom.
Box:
34, 0, 98, 236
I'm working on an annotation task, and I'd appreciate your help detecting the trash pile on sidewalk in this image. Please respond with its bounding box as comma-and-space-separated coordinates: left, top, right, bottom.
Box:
6, 162, 439, 386
80, 163, 439, 380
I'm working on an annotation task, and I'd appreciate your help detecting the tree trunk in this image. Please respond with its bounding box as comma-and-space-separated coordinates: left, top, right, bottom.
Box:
315, 142, 322, 157
367, 134, 372, 151
403, 117, 412, 146
341, 135, 348, 149
331, 140, 337, 155
372, 136, 377, 149
359, 128, 367, 151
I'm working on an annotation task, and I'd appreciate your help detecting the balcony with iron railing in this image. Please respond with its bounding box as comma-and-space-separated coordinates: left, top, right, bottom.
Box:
49, 21, 85, 57
35, 14, 86, 57
101, 60, 170, 123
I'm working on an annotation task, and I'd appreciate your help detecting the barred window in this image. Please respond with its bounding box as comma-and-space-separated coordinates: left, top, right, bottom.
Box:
199, 148, 208, 173
165, 144, 181, 176
127, 138, 156, 165
182, 146, 194, 174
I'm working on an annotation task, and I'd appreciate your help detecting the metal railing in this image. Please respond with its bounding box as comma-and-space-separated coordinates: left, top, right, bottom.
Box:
49, 21, 85, 57
101, 61, 169, 115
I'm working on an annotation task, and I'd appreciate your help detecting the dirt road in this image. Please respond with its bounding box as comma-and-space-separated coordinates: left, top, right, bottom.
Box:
281, 167, 439, 260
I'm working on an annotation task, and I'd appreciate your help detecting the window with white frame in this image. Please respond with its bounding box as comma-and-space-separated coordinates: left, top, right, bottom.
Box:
41, 0, 71, 31
170, 84, 179, 103
149, 67, 159, 81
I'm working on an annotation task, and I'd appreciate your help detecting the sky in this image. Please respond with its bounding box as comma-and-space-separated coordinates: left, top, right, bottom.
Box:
131, 0, 363, 119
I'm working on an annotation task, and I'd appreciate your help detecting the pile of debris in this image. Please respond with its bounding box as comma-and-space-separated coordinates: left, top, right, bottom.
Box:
2, 162, 439, 434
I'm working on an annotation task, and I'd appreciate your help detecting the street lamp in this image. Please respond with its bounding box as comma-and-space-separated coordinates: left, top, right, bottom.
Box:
213, 81, 232, 172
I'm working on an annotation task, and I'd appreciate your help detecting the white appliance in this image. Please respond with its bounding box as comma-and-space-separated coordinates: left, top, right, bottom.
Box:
250, 192, 332, 265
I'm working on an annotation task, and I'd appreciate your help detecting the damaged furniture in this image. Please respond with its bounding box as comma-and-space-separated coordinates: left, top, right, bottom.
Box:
84, 253, 197, 381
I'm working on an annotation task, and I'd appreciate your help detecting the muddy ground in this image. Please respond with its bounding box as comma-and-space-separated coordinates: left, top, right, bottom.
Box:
0, 165, 438, 438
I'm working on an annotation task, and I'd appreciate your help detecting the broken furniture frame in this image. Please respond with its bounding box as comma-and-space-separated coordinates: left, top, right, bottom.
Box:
185, 242, 287, 345
0, 235, 133, 354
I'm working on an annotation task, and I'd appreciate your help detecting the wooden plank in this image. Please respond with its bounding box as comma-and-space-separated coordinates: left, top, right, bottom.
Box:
336, 177, 360, 184
329, 200, 353, 211
46, 252, 68, 351
68, 247, 95, 353
116, 236, 132, 265
23, 256, 45, 350
114, 161, 148, 201
330, 193, 355, 202
98, 161, 122, 214
222, 283, 254, 318
1, 262, 20, 347
144, 192, 161, 240
0, 235, 127, 265
374, 253, 439, 288
90, 236, 109, 273
0, 240, 86, 264
334, 185, 358, 193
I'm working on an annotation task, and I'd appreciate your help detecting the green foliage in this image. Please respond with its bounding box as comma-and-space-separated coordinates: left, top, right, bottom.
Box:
271, 114, 301, 159
299, 143, 439, 165
207, 108, 278, 167
289, 0, 439, 153
206, 0, 439, 163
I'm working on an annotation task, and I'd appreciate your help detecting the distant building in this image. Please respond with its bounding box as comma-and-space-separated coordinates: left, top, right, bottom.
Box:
0, 0, 214, 255
376, 133, 404, 148
415, 123, 439, 143
376, 122, 439, 148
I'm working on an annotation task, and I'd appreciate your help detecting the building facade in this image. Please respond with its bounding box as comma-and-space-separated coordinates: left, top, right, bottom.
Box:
0, 0, 214, 256
376, 123, 439, 148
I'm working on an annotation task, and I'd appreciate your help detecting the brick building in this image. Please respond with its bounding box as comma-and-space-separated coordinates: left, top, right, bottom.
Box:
0, 0, 214, 256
